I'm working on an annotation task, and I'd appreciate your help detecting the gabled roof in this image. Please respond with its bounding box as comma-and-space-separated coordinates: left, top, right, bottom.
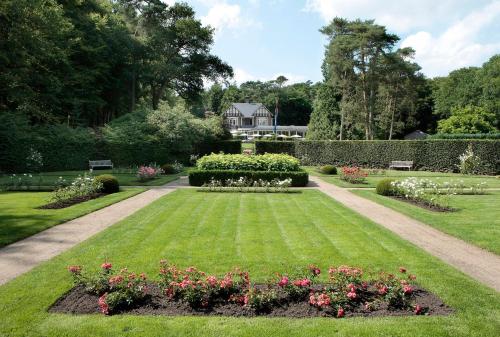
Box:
231, 103, 267, 117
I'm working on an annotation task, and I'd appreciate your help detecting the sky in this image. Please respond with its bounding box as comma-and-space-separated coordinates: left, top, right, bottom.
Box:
165, 0, 500, 84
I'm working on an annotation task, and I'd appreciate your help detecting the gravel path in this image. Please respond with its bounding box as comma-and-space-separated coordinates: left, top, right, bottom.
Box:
0, 178, 188, 286
310, 176, 500, 292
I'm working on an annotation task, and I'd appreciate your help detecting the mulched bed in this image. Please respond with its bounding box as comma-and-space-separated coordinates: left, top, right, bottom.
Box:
38, 193, 107, 210
49, 284, 453, 318
388, 196, 455, 212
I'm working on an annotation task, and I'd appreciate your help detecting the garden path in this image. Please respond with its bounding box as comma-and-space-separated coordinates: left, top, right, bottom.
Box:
310, 176, 500, 292
0, 178, 188, 286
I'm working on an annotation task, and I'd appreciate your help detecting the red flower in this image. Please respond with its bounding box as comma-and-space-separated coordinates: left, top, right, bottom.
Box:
109, 275, 124, 286
337, 307, 345, 318
378, 286, 388, 295
403, 285, 413, 295
293, 278, 311, 287
316, 293, 331, 307
101, 262, 112, 270
278, 276, 289, 287
98, 293, 109, 315
67, 265, 81, 274
206, 275, 218, 287
399, 267, 407, 274
309, 265, 321, 276
414, 304, 423, 315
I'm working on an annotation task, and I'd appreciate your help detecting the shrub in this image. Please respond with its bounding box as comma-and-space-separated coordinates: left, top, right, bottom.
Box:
188, 170, 309, 187
50, 175, 103, 203
376, 179, 396, 196
458, 144, 483, 174
137, 165, 163, 182
339, 167, 367, 184
95, 175, 120, 194
253, 140, 500, 174
320, 165, 337, 175
196, 153, 300, 172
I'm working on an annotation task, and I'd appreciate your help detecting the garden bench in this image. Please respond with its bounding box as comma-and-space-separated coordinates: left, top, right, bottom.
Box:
89, 160, 113, 170
389, 161, 413, 170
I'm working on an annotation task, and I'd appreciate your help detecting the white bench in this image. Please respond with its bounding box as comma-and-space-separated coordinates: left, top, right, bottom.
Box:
389, 161, 413, 170
89, 160, 113, 170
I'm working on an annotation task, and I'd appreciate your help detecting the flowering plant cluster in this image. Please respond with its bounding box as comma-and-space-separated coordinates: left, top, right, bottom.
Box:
68, 262, 148, 315
458, 144, 482, 174
201, 177, 293, 193
339, 167, 368, 184
26, 147, 44, 173
137, 164, 163, 182
67, 261, 427, 316
1, 173, 42, 191
50, 174, 103, 203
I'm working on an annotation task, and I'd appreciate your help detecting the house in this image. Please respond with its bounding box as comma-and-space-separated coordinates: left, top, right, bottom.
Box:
222, 102, 308, 138
404, 130, 428, 140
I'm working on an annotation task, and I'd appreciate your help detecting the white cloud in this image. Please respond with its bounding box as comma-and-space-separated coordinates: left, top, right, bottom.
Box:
233, 67, 257, 83
303, 0, 488, 33
200, 2, 261, 36
401, 1, 500, 77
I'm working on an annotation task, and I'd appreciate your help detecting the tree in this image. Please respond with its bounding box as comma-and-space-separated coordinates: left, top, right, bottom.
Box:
437, 106, 497, 134
203, 83, 224, 113
307, 83, 341, 140
120, 0, 233, 109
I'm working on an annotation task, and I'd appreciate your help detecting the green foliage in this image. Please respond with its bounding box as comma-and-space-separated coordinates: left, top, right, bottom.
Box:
376, 179, 396, 196
429, 133, 500, 139
457, 144, 483, 175
319, 165, 337, 175
194, 140, 242, 156
437, 106, 497, 134
255, 141, 296, 156
255, 140, 500, 174
95, 175, 120, 194
307, 83, 340, 140
196, 153, 300, 172
188, 170, 309, 187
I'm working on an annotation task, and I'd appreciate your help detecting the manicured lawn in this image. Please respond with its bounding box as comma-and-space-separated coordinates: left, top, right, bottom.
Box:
0, 189, 499, 336
0, 188, 145, 247
304, 167, 500, 188
0, 169, 184, 187
241, 142, 255, 152
352, 189, 500, 255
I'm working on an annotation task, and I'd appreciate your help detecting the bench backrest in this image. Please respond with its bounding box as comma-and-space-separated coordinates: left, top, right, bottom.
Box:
390, 161, 413, 166
89, 160, 112, 165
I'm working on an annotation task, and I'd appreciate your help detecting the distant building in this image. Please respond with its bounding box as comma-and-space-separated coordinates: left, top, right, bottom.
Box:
404, 130, 428, 140
222, 102, 307, 138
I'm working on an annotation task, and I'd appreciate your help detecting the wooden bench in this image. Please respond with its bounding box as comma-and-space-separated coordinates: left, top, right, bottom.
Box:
389, 161, 413, 170
89, 160, 113, 170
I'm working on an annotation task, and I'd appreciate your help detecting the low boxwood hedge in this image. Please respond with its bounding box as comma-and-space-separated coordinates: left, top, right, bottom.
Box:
255, 140, 500, 174
188, 169, 309, 187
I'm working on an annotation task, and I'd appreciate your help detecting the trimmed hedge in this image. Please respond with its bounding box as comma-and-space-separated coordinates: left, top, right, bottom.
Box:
319, 165, 337, 175
255, 140, 296, 156
95, 174, 120, 194
429, 133, 500, 140
188, 169, 309, 187
254, 140, 500, 174
196, 153, 300, 172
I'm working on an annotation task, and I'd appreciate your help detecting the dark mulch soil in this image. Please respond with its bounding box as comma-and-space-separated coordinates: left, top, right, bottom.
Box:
49, 284, 453, 318
38, 193, 107, 209
388, 196, 455, 212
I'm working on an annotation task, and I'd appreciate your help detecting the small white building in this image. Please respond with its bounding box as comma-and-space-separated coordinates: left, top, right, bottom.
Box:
222, 102, 308, 138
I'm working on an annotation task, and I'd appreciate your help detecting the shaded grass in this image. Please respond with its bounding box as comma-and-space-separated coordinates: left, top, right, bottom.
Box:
0, 170, 184, 187
0, 188, 145, 247
0, 189, 499, 336
352, 189, 500, 255
304, 167, 500, 188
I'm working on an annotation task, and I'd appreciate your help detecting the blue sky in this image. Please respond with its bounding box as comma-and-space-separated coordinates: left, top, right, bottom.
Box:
167, 0, 500, 84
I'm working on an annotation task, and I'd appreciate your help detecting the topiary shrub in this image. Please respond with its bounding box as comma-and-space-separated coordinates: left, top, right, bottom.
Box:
161, 164, 176, 175
95, 174, 120, 194
319, 165, 337, 175
376, 179, 395, 196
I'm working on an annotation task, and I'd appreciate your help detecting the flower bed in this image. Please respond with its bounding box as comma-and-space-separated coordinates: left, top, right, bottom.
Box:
50, 261, 452, 318
188, 170, 309, 187
339, 167, 368, 184
199, 177, 294, 193
137, 165, 163, 182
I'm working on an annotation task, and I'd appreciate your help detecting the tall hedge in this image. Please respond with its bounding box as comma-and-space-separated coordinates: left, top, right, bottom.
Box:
255, 141, 296, 156
255, 140, 500, 174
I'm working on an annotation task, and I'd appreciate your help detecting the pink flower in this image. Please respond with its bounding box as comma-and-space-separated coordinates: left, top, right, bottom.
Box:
309, 265, 321, 276
347, 291, 357, 300
309, 294, 316, 306
378, 286, 388, 295
109, 275, 124, 286
399, 267, 407, 274
98, 293, 109, 315
220, 276, 233, 289
316, 293, 331, 307
185, 267, 196, 273
278, 276, 289, 287
414, 304, 423, 315
293, 278, 311, 287
337, 307, 345, 318
68, 265, 81, 274
403, 285, 413, 295
101, 262, 112, 270
206, 276, 218, 287
180, 279, 193, 289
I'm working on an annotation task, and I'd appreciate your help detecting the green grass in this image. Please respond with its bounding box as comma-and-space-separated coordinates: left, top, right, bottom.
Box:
0, 188, 145, 247
241, 142, 255, 152
0, 189, 499, 336
352, 189, 500, 255
304, 167, 500, 188
0, 170, 184, 187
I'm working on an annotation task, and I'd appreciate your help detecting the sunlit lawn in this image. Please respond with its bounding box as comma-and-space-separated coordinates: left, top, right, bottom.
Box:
304, 167, 500, 188
0, 189, 499, 336
0, 189, 144, 247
